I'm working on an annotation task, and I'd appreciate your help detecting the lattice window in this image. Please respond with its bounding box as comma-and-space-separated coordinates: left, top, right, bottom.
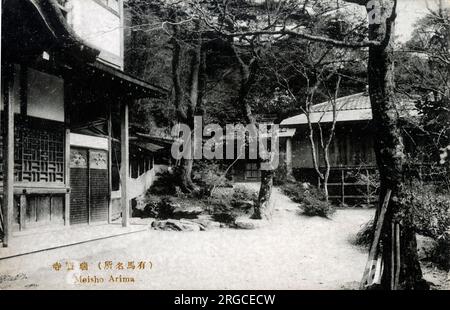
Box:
0, 116, 65, 184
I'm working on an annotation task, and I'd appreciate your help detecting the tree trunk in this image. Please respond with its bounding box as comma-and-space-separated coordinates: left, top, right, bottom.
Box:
170, 17, 204, 193
180, 156, 196, 192
252, 167, 274, 220
323, 171, 330, 203
232, 49, 275, 219
323, 144, 331, 202
170, 12, 185, 123
367, 0, 426, 290
180, 26, 203, 193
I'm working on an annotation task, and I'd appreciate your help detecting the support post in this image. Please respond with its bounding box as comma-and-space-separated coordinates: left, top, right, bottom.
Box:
120, 99, 129, 227
64, 81, 71, 226
285, 137, 293, 178
119, 0, 125, 70
19, 66, 27, 231
64, 128, 70, 226
19, 194, 26, 231
107, 104, 113, 224
2, 64, 15, 247
341, 169, 345, 205
360, 189, 392, 289
87, 150, 91, 224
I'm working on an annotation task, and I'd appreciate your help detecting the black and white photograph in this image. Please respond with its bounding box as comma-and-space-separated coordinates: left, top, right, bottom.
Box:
0, 0, 449, 294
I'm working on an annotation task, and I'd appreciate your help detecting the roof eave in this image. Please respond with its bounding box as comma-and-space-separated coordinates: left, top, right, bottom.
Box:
26, 0, 101, 63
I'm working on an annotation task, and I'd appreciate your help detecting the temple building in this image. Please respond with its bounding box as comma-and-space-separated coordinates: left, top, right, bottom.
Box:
0, 0, 167, 247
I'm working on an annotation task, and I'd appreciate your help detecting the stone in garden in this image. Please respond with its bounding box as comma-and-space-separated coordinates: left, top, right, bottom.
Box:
151, 219, 203, 232
234, 217, 267, 230
190, 217, 221, 230
207, 221, 222, 229
172, 206, 203, 219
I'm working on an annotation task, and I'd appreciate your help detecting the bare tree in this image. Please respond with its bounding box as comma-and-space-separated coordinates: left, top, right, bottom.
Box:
266, 46, 347, 201
259, 27, 364, 201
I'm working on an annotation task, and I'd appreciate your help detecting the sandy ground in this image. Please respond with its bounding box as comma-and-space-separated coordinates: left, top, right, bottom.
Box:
0, 186, 378, 290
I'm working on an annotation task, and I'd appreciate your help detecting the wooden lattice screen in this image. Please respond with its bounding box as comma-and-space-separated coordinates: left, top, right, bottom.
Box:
0, 116, 65, 184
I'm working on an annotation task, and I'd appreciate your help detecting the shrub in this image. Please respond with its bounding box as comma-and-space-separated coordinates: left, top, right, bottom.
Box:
230, 186, 258, 209
281, 182, 304, 203
432, 239, 450, 270
156, 196, 177, 219
141, 195, 161, 218
135, 195, 177, 219
352, 184, 450, 269
404, 183, 450, 270
282, 182, 335, 218
210, 187, 234, 200
207, 187, 256, 224
149, 167, 183, 195
149, 162, 233, 198
232, 185, 258, 203
404, 184, 450, 241
208, 198, 237, 224
302, 197, 336, 218
212, 211, 237, 224
192, 161, 232, 197
273, 161, 288, 186
353, 220, 375, 248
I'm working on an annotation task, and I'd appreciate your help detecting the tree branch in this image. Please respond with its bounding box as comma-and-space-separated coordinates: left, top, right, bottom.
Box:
224, 29, 380, 48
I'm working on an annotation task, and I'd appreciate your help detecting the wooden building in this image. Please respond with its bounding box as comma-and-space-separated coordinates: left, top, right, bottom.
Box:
229, 127, 296, 182
280, 92, 417, 205
0, 0, 166, 247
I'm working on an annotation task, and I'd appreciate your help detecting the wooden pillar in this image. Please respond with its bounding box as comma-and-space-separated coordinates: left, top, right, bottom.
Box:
286, 137, 293, 177
2, 64, 15, 247
87, 150, 91, 224
107, 104, 113, 224
119, 0, 125, 70
120, 99, 129, 227
341, 169, 345, 205
64, 80, 71, 226
64, 128, 71, 226
19, 194, 26, 231
18, 65, 27, 231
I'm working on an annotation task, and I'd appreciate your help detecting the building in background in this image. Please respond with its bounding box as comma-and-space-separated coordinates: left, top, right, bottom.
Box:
280, 92, 417, 206
0, 0, 166, 247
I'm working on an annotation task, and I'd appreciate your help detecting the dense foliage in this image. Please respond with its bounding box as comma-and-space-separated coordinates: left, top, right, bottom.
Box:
140, 165, 258, 226
282, 182, 335, 218
405, 184, 450, 241
354, 182, 450, 270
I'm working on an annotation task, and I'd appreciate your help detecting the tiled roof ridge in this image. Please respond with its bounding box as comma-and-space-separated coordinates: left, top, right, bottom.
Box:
310, 92, 369, 113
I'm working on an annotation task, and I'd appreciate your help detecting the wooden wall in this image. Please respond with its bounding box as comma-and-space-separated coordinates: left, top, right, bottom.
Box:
27, 68, 65, 122
1, 65, 67, 232
291, 122, 376, 169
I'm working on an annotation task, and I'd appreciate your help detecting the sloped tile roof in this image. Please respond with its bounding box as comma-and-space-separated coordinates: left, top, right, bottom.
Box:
310, 93, 371, 113
281, 92, 417, 126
